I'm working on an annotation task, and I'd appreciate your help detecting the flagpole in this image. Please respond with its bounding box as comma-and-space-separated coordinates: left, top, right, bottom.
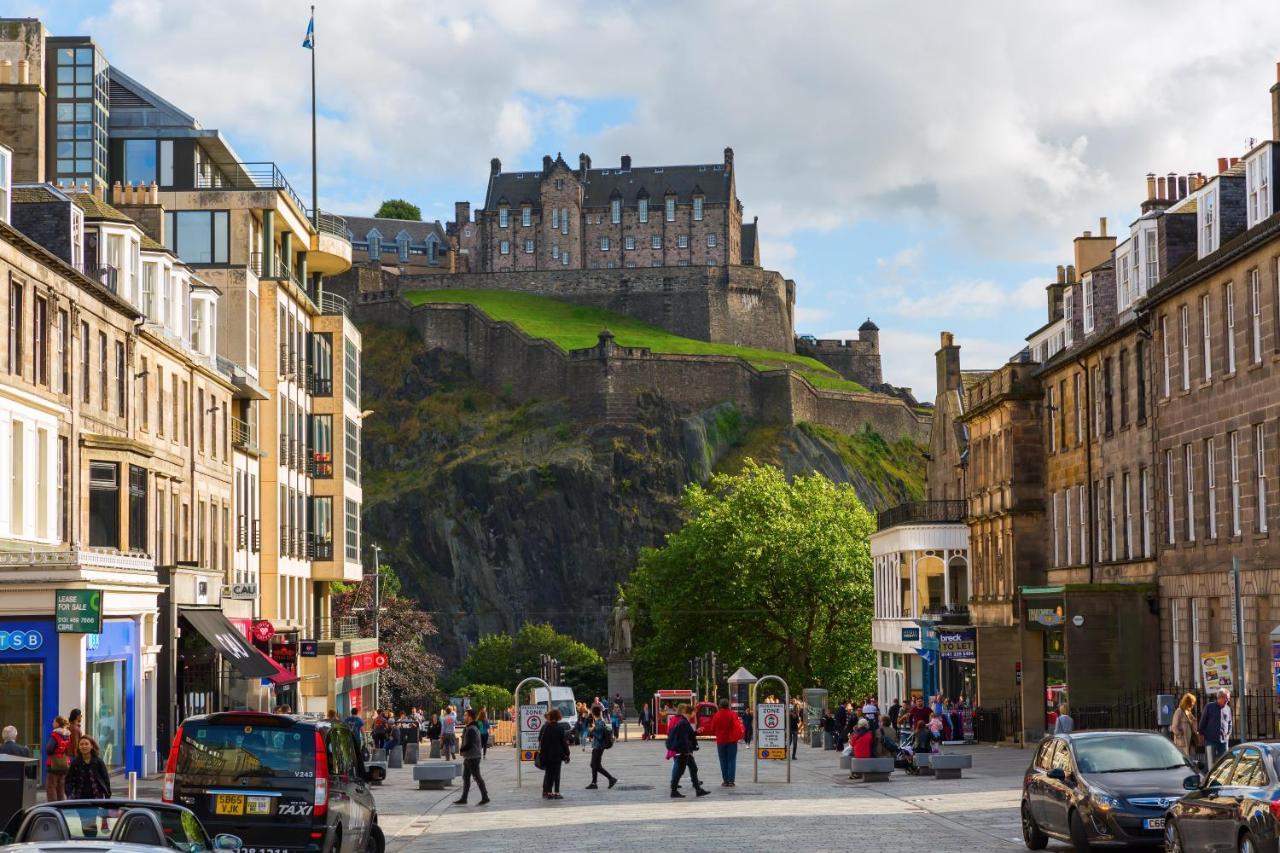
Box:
310, 4, 318, 231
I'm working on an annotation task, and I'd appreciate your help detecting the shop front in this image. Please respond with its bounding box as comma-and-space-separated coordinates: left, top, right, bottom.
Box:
85, 620, 138, 771
335, 650, 386, 715
0, 620, 59, 759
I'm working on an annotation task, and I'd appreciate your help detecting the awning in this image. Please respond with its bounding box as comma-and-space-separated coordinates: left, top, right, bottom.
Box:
263, 655, 299, 686
180, 607, 279, 679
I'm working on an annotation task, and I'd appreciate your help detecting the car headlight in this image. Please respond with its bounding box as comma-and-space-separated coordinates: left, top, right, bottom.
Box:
1090, 790, 1123, 812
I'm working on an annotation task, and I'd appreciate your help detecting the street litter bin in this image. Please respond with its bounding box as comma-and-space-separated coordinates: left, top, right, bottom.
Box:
0, 756, 37, 831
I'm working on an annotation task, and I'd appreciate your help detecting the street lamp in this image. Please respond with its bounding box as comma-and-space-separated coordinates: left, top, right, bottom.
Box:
370, 543, 382, 709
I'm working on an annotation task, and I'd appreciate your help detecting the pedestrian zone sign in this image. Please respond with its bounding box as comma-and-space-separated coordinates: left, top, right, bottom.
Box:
519, 705, 543, 761
756, 702, 786, 760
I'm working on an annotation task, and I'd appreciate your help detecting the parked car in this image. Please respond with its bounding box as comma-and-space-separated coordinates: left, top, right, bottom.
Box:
1164, 741, 1280, 853
0, 800, 238, 851
163, 711, 385, 853
1021, 730, 1197, 850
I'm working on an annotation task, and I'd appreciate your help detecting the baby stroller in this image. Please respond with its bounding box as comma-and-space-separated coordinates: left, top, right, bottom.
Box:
895, 741, 916, 772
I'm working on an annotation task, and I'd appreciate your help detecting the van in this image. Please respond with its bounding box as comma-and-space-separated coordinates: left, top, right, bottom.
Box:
162, 711, 385, 853
532, 687, 579, 740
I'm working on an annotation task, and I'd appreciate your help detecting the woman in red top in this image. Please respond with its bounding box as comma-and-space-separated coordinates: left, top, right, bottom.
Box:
850, 720, 875, 758
708, 698, 745, 787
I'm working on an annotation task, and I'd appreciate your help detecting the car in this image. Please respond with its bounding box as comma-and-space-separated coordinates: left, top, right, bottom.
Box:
0, 800, 239, 851
533, 687, 579, 743
1021, 730, 1197, 850
1164, 741, 1280, 853
162, 711, 386, 853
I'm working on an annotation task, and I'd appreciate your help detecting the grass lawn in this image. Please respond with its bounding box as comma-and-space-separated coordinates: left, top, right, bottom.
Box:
404, 288, 869, 393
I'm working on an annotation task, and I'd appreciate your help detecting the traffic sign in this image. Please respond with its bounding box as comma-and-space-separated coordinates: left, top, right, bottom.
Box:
519, 705, 543, 760
756, 702, 785, 759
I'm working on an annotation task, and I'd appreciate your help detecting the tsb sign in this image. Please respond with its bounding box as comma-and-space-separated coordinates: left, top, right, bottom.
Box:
0, 631, 43, 651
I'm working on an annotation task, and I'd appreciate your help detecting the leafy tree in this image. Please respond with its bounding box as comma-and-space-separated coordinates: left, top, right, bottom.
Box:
448, 623, 606, 699
628, 460, 876, 701
374, 198, 421, 221
457, 683, 514, 717
332, 565, 442, 708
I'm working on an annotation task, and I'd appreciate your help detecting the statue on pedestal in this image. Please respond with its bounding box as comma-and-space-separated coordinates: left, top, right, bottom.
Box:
608, 592, 632, 658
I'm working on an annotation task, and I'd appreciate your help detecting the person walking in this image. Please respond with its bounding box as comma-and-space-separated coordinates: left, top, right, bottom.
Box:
538, 708, 569, 800
67, 709, 82, 750
887, 698, 901, 733
1171, 693, 1199, 757
709, 698, 744, 787
440, 705, 459, 761
742, 705, 753, 745
609, 704, 622, 740
453, 708, 490, 806
585, 707, 617, 790
0, 727, 29, 757
343, 705, 365, 757
1198, 689, 1231, 768
639, 703, 654, 740
1052, 703, 1074, 734
668, 704, 708, 798
44, 716, 71, 801
788, 701, 802, 760
66, 737, 111, 800
476, 709, 490, 758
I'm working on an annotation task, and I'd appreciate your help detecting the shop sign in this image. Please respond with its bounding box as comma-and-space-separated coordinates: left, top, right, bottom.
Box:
0, 630, 43, 651
1026, 604, 1065, 629
1200, 650, 1235, 692
938, 628, 977, 660
300, 640, 318, 658
755, 702, 786, 759
335, 651, 388, 678
901, 627, 920, 642
251, 620, 275, 643
222, 584, 259, 600
519, 705, 542, 760
55, 589, 102, 634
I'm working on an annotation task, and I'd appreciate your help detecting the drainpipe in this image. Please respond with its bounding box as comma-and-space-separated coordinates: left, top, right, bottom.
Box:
1075, 355, 1096, 584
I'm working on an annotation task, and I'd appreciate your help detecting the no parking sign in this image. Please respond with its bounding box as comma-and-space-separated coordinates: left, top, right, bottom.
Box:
756, 702, 785, 759
519, 705, 543, 761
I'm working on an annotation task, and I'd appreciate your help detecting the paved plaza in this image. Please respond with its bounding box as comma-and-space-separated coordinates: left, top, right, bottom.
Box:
366, 737, 1072, 852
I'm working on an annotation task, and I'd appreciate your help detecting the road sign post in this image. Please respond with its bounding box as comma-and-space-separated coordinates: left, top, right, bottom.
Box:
512, 676, 550, 788
750, 674, 791, 784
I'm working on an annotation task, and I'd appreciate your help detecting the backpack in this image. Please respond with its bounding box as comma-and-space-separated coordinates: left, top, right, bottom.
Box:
602, 725, 615, 749
47, 731, 70, 773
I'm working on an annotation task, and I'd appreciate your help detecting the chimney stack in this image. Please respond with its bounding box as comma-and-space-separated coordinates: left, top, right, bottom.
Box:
15, 60, 27, 85
542, 154, 552, 171
490, 157, 501, 176
621, 154, 631, 171
1157, 175, 1167, 199
1146, 173, 1156, 201
1271, 62, 1280, 141
578, 152, 591, 179
454, 201, 470, 226
1066, 264, 1076, 281
724, 146, 734, 170
1218, 157, 1229, 174
937, 331, 962, 394
1099, 216, 1107, 237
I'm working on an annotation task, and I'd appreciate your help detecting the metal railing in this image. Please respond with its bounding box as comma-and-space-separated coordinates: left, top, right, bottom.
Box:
311, 536, 334, 562
319, 292, 348, 316
196, 161, 305, 213
876, 500, 967, 531
231, 416, 254, 449
309, 370, 333, 397
1072, 685, 1278, 742
306, 209, 351, 244
310, 451, 334, 479
236, 517, 248, 551
96, 265, 118, 292
973, 699, 1022, 743
316, 615, 359, 640
251, 520, 260, 553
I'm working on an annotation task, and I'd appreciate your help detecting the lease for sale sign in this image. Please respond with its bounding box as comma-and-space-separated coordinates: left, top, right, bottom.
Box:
756, 702, 786, 760
519, 705, 543, 761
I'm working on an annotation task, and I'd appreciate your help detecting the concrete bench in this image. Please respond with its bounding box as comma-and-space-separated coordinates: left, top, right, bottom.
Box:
914, 752, 935, 776
839, 754, 851, 771
365, 761, 387, 786
930, 754, 972, 780
848, 757, 894, 782
413, 761, 462, 790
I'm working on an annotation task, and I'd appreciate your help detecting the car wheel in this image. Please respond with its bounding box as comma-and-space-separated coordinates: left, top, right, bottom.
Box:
1240, 830, 1259, 853
1164, 819, 1185, 853
1021, 803, 1048, 850
328, 827, 342, 853
364, 824, 384, 853
1068, 810, 1093, 853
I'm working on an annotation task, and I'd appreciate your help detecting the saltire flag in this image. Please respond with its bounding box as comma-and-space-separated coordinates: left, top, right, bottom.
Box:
302, 14, 315, 49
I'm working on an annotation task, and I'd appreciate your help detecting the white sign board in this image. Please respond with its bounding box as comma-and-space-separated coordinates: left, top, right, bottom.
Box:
1201, 650, 1235, 692
519, 705, 543, 760
756, 702, 786, 759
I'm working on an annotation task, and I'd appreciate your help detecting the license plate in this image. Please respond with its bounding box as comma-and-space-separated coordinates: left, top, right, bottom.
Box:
245, 796, 272, 816
1144, 818, 1165, 830
215, 794, 245, 816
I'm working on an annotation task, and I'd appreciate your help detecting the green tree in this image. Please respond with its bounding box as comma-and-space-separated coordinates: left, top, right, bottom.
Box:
449, 623, 606, 698
628, 460, 876, 700
374, 198, 421, 221
456, 683, 514, 717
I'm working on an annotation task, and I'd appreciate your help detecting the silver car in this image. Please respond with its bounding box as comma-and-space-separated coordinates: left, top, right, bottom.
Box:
0, 800, 240, 852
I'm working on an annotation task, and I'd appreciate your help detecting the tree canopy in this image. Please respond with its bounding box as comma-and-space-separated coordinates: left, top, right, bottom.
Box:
627, 460, 876, 700
374, 198, 422, 221
447, 622, 606, 699
455, 684, 513, 716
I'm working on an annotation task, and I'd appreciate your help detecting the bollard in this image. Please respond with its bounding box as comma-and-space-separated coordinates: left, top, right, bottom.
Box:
811, 731, 821, 748
823, 731, 836, 750
429, 739, 441, 759
127, 772, 137, 800
403, 742, 419, 764
373, 748, 388, 763
387, 745, 403, 769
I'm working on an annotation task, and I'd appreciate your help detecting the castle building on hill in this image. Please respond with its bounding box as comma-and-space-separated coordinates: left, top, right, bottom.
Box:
450, 148, 760, 273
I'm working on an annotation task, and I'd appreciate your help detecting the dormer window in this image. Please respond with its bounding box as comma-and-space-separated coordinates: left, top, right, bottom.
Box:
367, 231, 381, 258
521, 205, 531, 227
1064, 287, 1074, 346
693, 196, 704, 221
610, 198, 621, 224
499, 206, 509, 228
427, 236, 439, 264
638, 197, 649, 223
665, 196, 676, 222
1144, 230, 1157, 288
1247, 150, 1271, 227
396, 233, 410, 263
1200, 188, 1218, 256
1082, 274, 1094, 333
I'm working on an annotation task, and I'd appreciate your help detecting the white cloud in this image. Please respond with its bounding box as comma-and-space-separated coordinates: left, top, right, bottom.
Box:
876, 245, 923, 279
793, 306, 831, 329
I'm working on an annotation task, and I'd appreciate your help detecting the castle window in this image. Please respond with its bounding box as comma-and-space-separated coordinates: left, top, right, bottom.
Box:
665, 196, 676, 222
397, 236, 409, 262
611, 199, 621, 224
693, 196, 704, 220
552, 245, 560, 259
651, 235, 661, 250
522, 206, 531, 227
678, 260, 689, 267
498, 206, 509, 228
427, 237, 438, 264
708, 259, 716, 267
551, 208, 559, 229
638, 198, 648, 223
561, 253, 569, 266
600, 237, 610, 251
524, 239, 534, 254
624, 236, 635, 251
500, 240, 510, 255
368, 234, 381, 258
707, 234, 717, 248
561, 209, 569, 235
651, 260, 661, 267
554, 179, 564, 190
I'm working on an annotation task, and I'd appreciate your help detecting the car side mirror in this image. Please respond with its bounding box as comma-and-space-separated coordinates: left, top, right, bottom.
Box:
1183, 774, 1202, 791
1046, 768, 1066, 781
213, 835, 242, 851
364, 764, 386, 783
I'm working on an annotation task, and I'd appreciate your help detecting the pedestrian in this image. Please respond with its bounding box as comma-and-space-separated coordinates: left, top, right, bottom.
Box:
609, 704, 622, 740
576, 704, 590, 751
452, 708, 490, 806
1198, 689, 1231, 768
67, 709, 82, 750
1053, 703, 1074, 734
1170, 692, 1199, 757
427, 713, 441, 743
476, 709, 490, 758
0, 726, 29, 757
887, 698, 901, 733
585, 707, 618, 790
668, 704, 709, 798
908, 719, 934, 774
788, 701, 802, 760
537, 707, 569, 800
371, 710, 387, 750
709, 698, 744, 787
742, 705, 753, 745
44, 716, 72, 801
639, 703, 654, 740
440, 705, 459, 761
344, 705, 365, 753
66, 736, 111, 800
906, 696, 929, 730
834, 701, 849, 745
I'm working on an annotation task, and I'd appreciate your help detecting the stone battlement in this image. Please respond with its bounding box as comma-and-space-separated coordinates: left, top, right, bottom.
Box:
806, 338, 876, 351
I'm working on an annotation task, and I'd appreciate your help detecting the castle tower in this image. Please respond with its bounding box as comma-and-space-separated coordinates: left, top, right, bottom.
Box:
857, 318, 879, 351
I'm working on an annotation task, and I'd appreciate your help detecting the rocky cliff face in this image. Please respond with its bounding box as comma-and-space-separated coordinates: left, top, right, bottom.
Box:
359, 325, 925, 664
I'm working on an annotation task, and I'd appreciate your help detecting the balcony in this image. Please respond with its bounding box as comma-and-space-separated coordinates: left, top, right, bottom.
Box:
876, 500, 967, 531
316, 615, 360, 641
311, 535, 333, 562
96, 265, 118, 293
311, 451, 334, 479
197, 161, 306, 214
306, 209, 353, 276
309, 369, 333, 397
251, 520, 261, 553
231, 416, 256, 451
236, 517, 248, 551
319, 292, 348, 317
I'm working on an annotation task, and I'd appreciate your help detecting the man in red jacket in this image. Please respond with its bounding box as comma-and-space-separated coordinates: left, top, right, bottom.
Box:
709, 698, 745, 787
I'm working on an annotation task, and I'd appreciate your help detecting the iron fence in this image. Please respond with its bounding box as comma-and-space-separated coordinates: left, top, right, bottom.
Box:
876, 500, 967, 531
197, 161, 305, 213
973, 698, 1023, 743
1072, 685, 1279, 742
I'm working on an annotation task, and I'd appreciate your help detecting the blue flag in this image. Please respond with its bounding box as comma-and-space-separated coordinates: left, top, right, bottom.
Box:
302, 15, 314, 49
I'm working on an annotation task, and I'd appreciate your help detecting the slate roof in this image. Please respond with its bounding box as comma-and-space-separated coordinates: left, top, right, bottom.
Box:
0, 219, 140, 319
484, 154, 733, 210
70, 192, 135, 224
343, 215, 446, 244
12, 185, 63, 204
959, 370, 993, 394
859, 318, 879, 332
740, 220, 757, 264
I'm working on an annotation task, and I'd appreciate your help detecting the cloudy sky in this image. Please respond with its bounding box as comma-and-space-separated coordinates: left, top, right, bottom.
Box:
20, 0, 1280, 396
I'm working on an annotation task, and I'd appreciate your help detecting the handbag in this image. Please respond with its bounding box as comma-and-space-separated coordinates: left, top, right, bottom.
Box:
533, 752, 544, 770
49, 753, 69, 773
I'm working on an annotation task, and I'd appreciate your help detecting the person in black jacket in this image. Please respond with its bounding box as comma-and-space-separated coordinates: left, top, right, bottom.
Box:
66, 737, 111, 800
537, 708, 570, 800
453, 708, 490, 806
668, 704, 708, 798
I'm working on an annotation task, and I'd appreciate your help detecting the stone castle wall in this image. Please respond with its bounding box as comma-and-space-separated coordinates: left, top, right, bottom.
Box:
354, 292, 929, 443
329, 263, 796, 354
795, 337, 883, 388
